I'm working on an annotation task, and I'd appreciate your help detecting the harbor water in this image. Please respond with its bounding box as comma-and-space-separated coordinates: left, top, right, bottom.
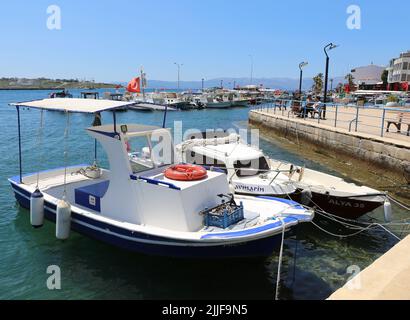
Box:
0, 89, 405, 299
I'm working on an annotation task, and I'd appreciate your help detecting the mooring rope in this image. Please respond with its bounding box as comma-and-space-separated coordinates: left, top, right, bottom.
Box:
275, 217, 286, 301
387, 195, 410, 211
284, 190, 407, 241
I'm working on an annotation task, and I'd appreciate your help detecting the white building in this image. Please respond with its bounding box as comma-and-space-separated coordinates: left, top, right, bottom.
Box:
387, 50, 410, 84
350, 64, 385, 86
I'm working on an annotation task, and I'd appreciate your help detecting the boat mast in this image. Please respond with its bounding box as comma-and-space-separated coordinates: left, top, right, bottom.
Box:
141, 67, 145, 102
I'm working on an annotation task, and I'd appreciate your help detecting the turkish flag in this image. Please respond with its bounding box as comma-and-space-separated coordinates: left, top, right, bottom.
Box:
127, 77, 141, 93
401, 82, 409, 91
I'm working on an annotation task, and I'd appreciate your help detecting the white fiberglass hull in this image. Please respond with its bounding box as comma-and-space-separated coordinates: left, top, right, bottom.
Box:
9, 165, 313, 258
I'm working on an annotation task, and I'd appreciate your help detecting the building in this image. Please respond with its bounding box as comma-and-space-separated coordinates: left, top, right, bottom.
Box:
350, 64, 385, 90
387, 50, 410, 91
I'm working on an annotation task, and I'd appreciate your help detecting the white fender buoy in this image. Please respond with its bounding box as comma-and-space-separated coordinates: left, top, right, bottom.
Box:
300, 189, 312, 206
383, 199, 392, 223
30, 188, 44, 228
56, 197, 71, 240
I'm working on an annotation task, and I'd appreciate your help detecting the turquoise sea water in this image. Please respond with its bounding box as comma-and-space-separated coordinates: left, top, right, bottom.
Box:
0, 89, 404, 300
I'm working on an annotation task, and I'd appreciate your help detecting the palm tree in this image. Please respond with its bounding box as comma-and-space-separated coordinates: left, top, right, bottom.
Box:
345, 73, 355, 88
312, 73, 323, 94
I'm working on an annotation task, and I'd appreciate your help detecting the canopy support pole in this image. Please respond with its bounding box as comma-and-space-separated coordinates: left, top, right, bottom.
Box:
113, 110, 118, 134
162, 105, 168, 128
94, 140, 97, 160
16, 106, 23, 183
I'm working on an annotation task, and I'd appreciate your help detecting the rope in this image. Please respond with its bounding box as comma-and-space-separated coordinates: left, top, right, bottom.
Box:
284, 189, 406, 241
387, 195, 410, 211
63, 112, 70, 199
275, 217, 285, 301
35, 109, 45, 189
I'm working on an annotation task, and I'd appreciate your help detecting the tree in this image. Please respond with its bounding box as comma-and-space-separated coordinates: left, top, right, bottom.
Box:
336, 82, 344, 93
381, 69, 388, 85
345, 73, 355, 88
312, 73, 323, 94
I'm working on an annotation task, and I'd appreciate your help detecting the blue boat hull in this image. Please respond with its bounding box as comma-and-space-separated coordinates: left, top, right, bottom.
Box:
11, 183, 283, 258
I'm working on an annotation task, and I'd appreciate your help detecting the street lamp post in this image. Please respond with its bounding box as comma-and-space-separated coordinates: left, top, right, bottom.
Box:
323, 43, 338, 119
201, 78, 204, 91
330, 78, 334, 92
298, 61, 308, 94
174, 62, 183, 90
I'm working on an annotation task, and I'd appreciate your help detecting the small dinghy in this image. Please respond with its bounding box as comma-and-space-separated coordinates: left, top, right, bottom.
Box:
174, 133, 389, 220
8, 99, 313, 258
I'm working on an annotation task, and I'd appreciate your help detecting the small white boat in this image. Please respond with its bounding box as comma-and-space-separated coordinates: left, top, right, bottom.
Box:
174, 133, 389, 219
8, 98, 313, 258
174, 134, 297, 197
204, 90, 249, 109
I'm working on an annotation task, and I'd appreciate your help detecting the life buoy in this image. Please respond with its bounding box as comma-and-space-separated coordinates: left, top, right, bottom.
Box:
164, 164, 207, 181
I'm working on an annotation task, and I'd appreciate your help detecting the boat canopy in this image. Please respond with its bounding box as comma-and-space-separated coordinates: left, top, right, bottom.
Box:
10, 98, 135, 113
87, 123, 170, 138
189, 142, 264, 162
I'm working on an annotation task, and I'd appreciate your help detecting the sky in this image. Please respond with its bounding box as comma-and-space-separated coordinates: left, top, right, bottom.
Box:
0, 0, 408, 82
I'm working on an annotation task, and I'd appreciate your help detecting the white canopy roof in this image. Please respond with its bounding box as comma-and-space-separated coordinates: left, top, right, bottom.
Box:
88, 124, 171, 137
10, 98, 135, 113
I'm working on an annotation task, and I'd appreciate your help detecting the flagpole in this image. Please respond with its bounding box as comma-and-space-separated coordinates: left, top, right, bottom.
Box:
141, 67, 146, 101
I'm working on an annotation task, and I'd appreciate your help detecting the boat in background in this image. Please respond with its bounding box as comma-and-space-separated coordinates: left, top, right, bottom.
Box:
49, 89, 73, 98
175, 133, 389, 220
204, 89, 249, 108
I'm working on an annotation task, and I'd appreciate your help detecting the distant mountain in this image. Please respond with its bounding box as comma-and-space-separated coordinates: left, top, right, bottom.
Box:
120, 76, 346, 91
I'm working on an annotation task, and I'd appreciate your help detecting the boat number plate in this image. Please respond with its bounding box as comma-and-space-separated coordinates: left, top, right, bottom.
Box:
89, 195, 96, 206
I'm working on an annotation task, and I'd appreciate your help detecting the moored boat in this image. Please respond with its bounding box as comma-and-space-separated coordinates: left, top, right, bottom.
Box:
175, 133, 389, 219
8, 99, 314, 258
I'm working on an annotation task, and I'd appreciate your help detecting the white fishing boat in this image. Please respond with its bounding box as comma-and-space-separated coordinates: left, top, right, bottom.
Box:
204, 90, 249, 109
174, 133, 390, 220
174, 134, 297, 197
8, 98, 313, 258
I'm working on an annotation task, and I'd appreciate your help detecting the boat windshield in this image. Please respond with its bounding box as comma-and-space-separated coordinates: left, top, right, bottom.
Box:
128, 134, 173, 173
233, 157, 270, 177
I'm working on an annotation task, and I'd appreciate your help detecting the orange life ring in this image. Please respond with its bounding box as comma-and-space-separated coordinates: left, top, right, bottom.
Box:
164, 164, 207, 181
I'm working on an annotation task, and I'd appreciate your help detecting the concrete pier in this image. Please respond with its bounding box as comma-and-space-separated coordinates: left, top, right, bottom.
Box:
249, 109, 410, 179
328, 235, 410, 300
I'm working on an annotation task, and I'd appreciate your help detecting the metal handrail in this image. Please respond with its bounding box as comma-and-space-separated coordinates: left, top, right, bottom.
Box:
256, 98, 410, 138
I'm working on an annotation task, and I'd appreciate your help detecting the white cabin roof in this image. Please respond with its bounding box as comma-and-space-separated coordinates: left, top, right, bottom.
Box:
11, 98, 135, 113
190, 142, 264, 162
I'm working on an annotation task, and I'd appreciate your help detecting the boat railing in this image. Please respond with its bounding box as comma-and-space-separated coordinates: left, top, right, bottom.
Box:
252, 98, 410, 140
226, 166, 296, 185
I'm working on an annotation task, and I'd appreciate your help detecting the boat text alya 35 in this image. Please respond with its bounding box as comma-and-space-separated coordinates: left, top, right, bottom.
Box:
8, 98, 313, 258
173, 133, 391, 220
